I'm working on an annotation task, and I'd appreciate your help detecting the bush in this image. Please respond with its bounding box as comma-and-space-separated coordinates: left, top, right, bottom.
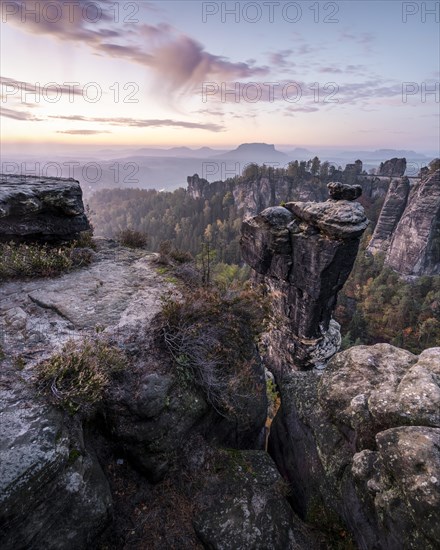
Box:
74, 229, 96, 249
35, 337, 126, 416
161, 286, 268, 419
0, 242, 74, 280
0, 239, 96, 281
117, 228, 148, 248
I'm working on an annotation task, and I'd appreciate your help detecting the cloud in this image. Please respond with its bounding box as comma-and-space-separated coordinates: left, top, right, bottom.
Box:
0, 107, 43, 121
2, 2, 269, 99
49, 114, 224, 132
318, 67, 343, 74
339, 30, 375, 53
268, 50, 293, 68
57, 129, 111, 135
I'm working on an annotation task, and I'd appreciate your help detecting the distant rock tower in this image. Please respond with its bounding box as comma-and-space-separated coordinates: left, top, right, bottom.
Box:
241, 182, 368, 371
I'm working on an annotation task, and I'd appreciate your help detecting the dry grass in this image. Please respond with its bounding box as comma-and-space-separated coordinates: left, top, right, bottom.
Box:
35, 337, 127, 416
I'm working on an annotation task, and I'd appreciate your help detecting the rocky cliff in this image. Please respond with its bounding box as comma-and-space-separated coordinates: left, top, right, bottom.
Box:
2, 239, 312, 549
187, 159, 393, 218
385, 169, 440, 276
378, 157, 407, 177
368, 177, 411, 254
240, 183, 369, 370
2, 175, 439, 550
241, 184, 439, 548
0, 175, 90, 242
269, 344, 440, 550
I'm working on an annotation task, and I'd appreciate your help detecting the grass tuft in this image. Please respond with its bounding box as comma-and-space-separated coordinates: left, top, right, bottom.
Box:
35, 337, 127, 416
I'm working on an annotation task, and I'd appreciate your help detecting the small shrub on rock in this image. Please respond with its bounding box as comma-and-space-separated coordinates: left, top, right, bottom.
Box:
161, 285, 269, 420
117, 228, 148, 248
0, 242, 73, 280
35, 337, 126, 416
0, 241, 94, 281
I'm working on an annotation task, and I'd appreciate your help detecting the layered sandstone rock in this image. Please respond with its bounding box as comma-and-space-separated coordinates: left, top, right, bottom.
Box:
269, 344, 440, 550
367, 177, 411, 254
240, 183, 368, 369
378, 157, 407, 177
385, 169, 440, 276
0, 174, 90, 242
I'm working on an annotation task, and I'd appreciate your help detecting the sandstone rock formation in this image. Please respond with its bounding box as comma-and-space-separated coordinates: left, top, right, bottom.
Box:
0, 175, 90, 242
367, 177, 411, 254
0, 380, 112, 550
0, 239, 291, 548
241, 183, 368, 369
378, 157, 407, 177
269, 344, 440, 550
385, 169, 440, 276
185, 440, 323, 550
0, 240, 171, 547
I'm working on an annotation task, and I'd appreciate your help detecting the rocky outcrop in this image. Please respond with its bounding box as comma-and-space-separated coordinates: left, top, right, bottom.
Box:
187, 158, 398, 218
367, 177, 411, 254
187, 173, 227, 200
269, 344, 440, 550
385, 169, 440, 276
232, 176, 328, 218
0, 380, 112, 550
0, 239, 272, 548
0, 240, 170, 548
186, 440, 323, 550
343, 160, 363, 185
241, 183, 368, 370
378, 157, 407, 177
0, 174, 90, 242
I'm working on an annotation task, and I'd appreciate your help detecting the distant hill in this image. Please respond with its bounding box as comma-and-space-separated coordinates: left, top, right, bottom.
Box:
215, 143, 288, 162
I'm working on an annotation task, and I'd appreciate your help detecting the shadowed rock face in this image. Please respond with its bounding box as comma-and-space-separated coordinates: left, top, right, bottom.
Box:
240, 183, 368, 370
385, 169, 440, 276
269, 344, 440, 550
368, 177, 411, 254
378, 157, 407, 177
0, 174, 90, 242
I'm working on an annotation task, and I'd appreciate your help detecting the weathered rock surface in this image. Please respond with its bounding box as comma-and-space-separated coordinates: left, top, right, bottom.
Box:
0, 241, 171, 548
378, 157, 407, 177
368, 177, 411, 254
0, 174, 90, 242
187, 441, 324, 550
327, 181, 362, 201
269, 344, 440, 549
241, 188, 368, 369
187, 160, 396, 219
385, 169, 440, 276
0, 239, 270, 547
0, 380, 112, 550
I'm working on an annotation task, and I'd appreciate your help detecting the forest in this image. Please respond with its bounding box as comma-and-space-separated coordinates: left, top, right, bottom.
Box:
88, 160, 440, 354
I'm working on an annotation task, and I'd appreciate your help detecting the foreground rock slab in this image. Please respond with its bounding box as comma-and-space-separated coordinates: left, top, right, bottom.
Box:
0, 381, 112, 550
0, 241, 173, 548
0, 174, 90, 242
269, 344, 440, 550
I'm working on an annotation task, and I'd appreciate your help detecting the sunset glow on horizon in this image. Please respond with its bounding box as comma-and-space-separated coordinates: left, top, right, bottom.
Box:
1, 0, 439, 155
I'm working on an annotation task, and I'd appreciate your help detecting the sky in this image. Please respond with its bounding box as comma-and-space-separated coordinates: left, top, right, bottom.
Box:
1, 0, 439, 154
